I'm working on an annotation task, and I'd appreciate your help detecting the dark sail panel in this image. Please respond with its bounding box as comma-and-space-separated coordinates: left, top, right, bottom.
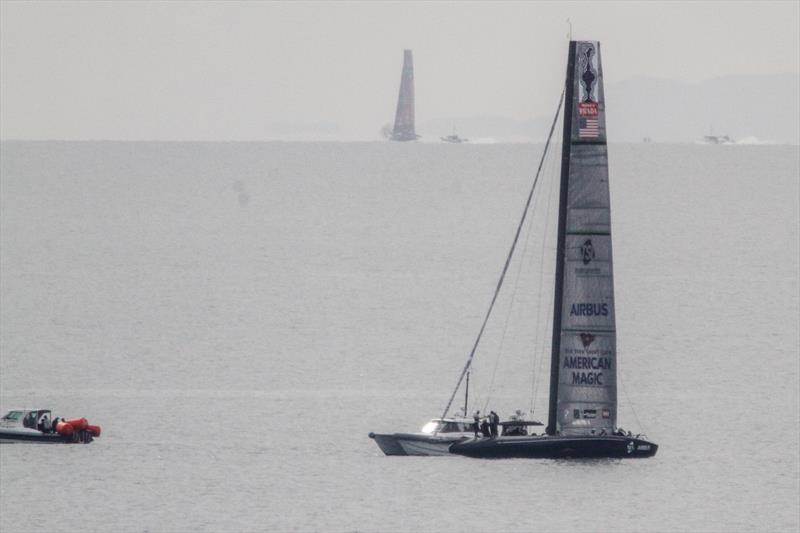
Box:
566, 145, 611, 233
550, 41, 617, 436
392, 50, 417, 141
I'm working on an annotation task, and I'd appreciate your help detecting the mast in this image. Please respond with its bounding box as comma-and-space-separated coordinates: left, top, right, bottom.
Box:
547, 42, 576, 436
547, 41, 617, 437
463, 371, 470, 415
391, 50, 417, 141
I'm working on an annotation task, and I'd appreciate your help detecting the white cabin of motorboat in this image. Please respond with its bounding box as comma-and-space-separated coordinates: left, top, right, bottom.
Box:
1, 409, 53, 431
420, 417, 475, 435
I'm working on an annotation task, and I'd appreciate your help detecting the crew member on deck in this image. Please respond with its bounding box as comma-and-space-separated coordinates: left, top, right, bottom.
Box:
473, 411, 480, 437
489, 411, 499, 438
480, 417, 491, 437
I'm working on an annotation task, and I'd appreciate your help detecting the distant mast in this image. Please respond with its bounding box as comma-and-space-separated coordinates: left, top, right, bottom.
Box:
391, 50, 418, 141
547, 41, 617, 436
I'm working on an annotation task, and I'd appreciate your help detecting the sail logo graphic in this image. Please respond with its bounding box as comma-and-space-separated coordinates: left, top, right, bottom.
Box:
578, 43, 597, 103
579, 333, 595, 347
570, 303, 609, 316
577, 42, 600, 138
581, 239, 595, 265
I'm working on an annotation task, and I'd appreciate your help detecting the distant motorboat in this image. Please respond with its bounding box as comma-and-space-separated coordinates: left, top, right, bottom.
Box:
0, 409, 101, 444
703, 135, 735, 144
441, 133, 468, 144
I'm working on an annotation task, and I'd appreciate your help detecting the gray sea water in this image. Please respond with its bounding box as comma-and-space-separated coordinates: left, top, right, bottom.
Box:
1, 141, 798, 533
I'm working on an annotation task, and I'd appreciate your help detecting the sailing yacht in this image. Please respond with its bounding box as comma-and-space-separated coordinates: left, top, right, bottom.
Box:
390, 50, 419, 142
370, 40, 658, 459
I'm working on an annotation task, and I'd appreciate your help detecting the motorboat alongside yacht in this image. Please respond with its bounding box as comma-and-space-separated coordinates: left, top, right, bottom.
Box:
369, 417, 475, 456
0, 409, 101, 444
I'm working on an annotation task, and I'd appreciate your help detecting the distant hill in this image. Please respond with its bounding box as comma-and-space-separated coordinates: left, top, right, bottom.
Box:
421, 73, 800, 144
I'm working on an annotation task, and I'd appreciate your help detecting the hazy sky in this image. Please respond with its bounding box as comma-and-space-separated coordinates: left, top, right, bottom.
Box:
1, 1, 798, 140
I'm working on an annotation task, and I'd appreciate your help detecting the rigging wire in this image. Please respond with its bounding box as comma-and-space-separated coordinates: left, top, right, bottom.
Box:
481, 149, 544, 413
437, 89, 565, 423
529, 139, 559, 415
483, 138, 558, 413
619, 371, 648, 434
531, 295, 554, 416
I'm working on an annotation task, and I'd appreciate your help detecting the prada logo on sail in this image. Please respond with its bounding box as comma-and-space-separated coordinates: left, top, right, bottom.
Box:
569, 303, 609, 316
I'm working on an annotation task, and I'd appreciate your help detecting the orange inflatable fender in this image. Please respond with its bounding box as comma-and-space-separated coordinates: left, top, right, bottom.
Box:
65, 418, 88, 430
55, 421, 74, 436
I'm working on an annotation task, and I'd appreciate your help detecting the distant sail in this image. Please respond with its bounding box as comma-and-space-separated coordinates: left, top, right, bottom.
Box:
391, 50, 417, 141
548, 41, 616, 436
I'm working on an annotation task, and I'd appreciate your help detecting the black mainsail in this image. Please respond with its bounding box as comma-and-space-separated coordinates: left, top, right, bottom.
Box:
391, 50, 418, 142
547, 40, 617, 437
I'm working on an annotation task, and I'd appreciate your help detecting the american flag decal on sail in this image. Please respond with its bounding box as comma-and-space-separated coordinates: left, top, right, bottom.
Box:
578, 102, 599, 138
579, 117, 599, 138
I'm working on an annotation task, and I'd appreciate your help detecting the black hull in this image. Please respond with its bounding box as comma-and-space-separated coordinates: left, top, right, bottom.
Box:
449, 435, 657, 459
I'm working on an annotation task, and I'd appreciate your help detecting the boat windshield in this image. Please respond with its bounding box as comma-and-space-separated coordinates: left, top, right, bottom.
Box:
2, 411, 23, 421
421, 421, 468, 434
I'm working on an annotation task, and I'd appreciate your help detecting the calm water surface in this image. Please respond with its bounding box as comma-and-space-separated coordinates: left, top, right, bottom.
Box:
1, 141, 798, 532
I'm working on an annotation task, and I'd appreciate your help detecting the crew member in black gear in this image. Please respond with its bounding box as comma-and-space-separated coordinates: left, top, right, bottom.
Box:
489, 411, 499, 438
480, 417, 491, 437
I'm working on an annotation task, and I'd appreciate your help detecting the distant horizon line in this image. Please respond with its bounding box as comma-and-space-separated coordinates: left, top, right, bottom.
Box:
2, 138, 798, 146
